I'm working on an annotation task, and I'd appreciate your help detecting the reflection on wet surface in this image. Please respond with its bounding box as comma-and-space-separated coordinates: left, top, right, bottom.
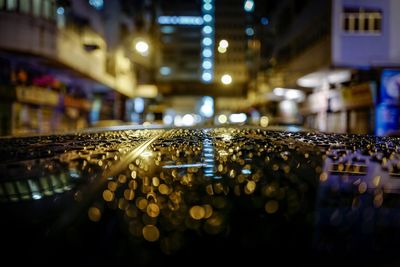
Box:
1, 128, 400, 265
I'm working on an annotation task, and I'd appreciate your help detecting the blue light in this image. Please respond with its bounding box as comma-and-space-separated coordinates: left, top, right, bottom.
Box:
242, 169, 252, 175
56, 7, 64, 15
203, 3, 212, 11
157, 16, 204, 25
202, 37, 212, 46
244, 0, 254, 12
89, 0, 103, 10
134, 98, 145, 113
245, 27, 254, 36
203, 26, 213, 34
202, 48, 213, 57
203, 14, 212, 23
202, 72, 212, 82
202, 60, 212, 69
261, 17, 269, 25
160, 26, 175, 34
159, 66, 171, 76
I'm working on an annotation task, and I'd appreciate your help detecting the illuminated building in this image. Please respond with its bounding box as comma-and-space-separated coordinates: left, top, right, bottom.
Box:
0, 0, 136, 135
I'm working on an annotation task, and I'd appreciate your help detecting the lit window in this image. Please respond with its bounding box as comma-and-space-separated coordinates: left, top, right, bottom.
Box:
342, 8, 382, 33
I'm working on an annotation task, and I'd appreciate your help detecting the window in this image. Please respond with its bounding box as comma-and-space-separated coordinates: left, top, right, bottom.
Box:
32, 0, 41, 17
19, 0, 31, 13
342, 8, 382, 33
6, 0, 16, 11
43, 0, 50, 19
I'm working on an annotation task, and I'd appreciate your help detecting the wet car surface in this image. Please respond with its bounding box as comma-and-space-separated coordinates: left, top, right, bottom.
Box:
1, 127, 400, 266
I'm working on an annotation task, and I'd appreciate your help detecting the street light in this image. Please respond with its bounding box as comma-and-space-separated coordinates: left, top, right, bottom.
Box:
135, 40, 149, 56
219, 39, 229, 48
221, 74, 232, 85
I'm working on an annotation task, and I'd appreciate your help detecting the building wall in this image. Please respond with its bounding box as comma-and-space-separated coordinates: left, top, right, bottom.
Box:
0, 2, 135, 97
332, 0, 400, 67
156, 1, 203, 82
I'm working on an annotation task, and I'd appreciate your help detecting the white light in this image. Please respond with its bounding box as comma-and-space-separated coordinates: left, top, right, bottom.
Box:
57, 7, 64, 15
219, 133, 232, 141
157, 16, 204, 25
203, 3, 212, 11
203, 37, 213, 46
182, 114, 195, 126
297, 69, 351, 88
134, 98, 145, 113
200, 96, 214, 117
141, 151, 152, 158
279, 100, 297, 114
159, 66, 171, 76
163, 114, 173, 125
203, 14, 212, 22
202, 60, 213, 69
174, 115, 182, 126
218, 114, 227, 124
221, 74, 232, 85
218, 46, 227, 53
202, 72, 212, 82
135, 41, 149, 54
245, 27, 254, 36
244, 0, 254, 12
219, 39, 229, 48
203, 26, 213, 34
32, 193, 42, 200
273, 87, 285, 96
202, 48, 213, 57
285, 89, 305, 101
229, 113, 247, 123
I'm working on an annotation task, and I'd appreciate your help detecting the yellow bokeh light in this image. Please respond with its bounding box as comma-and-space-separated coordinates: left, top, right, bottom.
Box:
88, 206, 101, 222
189, 205, 206, 220
142, 225, 160, 242
265, 200, 279, 214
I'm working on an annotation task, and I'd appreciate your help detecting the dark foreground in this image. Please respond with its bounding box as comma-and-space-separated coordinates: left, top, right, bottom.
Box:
1, 127, 400, 266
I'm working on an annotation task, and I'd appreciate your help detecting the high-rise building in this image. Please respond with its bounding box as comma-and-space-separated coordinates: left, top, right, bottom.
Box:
155, 0, 203, 83
155, 0, 254, 98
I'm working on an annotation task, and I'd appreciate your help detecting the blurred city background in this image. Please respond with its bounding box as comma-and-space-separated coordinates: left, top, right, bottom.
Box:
0, 0, 399, 136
